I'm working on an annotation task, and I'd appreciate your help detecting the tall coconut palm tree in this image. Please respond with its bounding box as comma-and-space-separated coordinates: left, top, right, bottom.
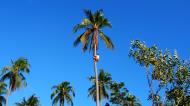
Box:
0, 82, 7, 106
15, 94, 40, 106
51, 81, 75, 106
88, 69, 112, 106
1, 57, 30, 106
73, 9, 114, 106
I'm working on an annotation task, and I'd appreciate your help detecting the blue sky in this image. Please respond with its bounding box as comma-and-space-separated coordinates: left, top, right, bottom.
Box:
0, 0, 190, 106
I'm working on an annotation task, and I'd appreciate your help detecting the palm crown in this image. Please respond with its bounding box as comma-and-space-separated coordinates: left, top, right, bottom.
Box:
88, 69, 112, 102
1, 57, 30, 91
73, 9, 114, 52
15, 94, 40, 106
51, 81, 75, 106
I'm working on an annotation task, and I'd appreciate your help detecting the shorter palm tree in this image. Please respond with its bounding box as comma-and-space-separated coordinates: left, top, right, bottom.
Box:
0, 82, 7, 106
51, 81, 75, 106
1, 57, 30, 106
15, 94, 40, 106
88, 69, 112, 106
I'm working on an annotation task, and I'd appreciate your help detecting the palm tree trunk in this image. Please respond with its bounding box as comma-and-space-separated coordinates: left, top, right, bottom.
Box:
93, 28, 100, 106
5, 85, 11, 106
60, 103, 63, 106
60, 99, 63, 106
94, 44, 100, 106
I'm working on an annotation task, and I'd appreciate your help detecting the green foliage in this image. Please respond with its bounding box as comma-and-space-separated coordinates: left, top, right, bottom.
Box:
15, 94, 41, 106
0, 82, 7, 106
129, 40, 158, 67
88, 69, 141, 106
73, 9, 114, 52
51, 81, 75, 106
129, 40, 190, 106
110, 82, 141, 106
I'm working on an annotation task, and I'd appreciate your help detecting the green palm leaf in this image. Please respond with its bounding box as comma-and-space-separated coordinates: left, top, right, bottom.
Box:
15, 94, 40, 106
99, 32, 114, 49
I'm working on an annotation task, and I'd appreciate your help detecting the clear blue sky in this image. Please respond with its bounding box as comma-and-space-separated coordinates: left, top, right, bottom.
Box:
0, 0, 190, 106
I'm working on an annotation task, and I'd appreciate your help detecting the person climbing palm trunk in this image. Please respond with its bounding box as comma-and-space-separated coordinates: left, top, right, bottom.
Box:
73, 9, 114, 106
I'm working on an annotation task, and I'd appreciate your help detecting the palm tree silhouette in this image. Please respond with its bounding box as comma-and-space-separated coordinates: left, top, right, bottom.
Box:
1, 57, 30, 106
51, 81, 75, 106
73, 9, 114, 106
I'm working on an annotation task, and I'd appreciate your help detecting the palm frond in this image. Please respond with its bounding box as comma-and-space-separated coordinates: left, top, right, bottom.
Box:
84, 9, 94, 23
14, 75, 23, 91
89, 35, 94, 52
70, 87, 75, 97
99, 18, 112, 28
52, 95, 60, 106
0, 96, 6, 105
19, 73, 26, 81
1, 72, 12, 82
51, 89, 59, 99
51, 85, 58, 90
1, 66, 11, 75
65, 94, 73, 106
73, 34, 83, 47
14, 57, 30, 73
81, 31, 91, 52
88, 76, 95, 82
99, 32, 114, 49
80, 29, 92, 43
73, 29, 91, 45
73, 18, 93, 33
102, 86, 109, 99
94, 9, 104, 26
0, 82, 7, 95
74, 29, 92, 52
88, 85, 96, 101
73, 23, 88, 33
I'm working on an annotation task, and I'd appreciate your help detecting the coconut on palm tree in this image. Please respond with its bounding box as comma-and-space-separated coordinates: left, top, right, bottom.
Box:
73, 9, 114, 106
1, 57, 30, 106
0, 82, 7, 106
15, 94, 40, 106
51, 81, 75, 106
88, 69, 112, 106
